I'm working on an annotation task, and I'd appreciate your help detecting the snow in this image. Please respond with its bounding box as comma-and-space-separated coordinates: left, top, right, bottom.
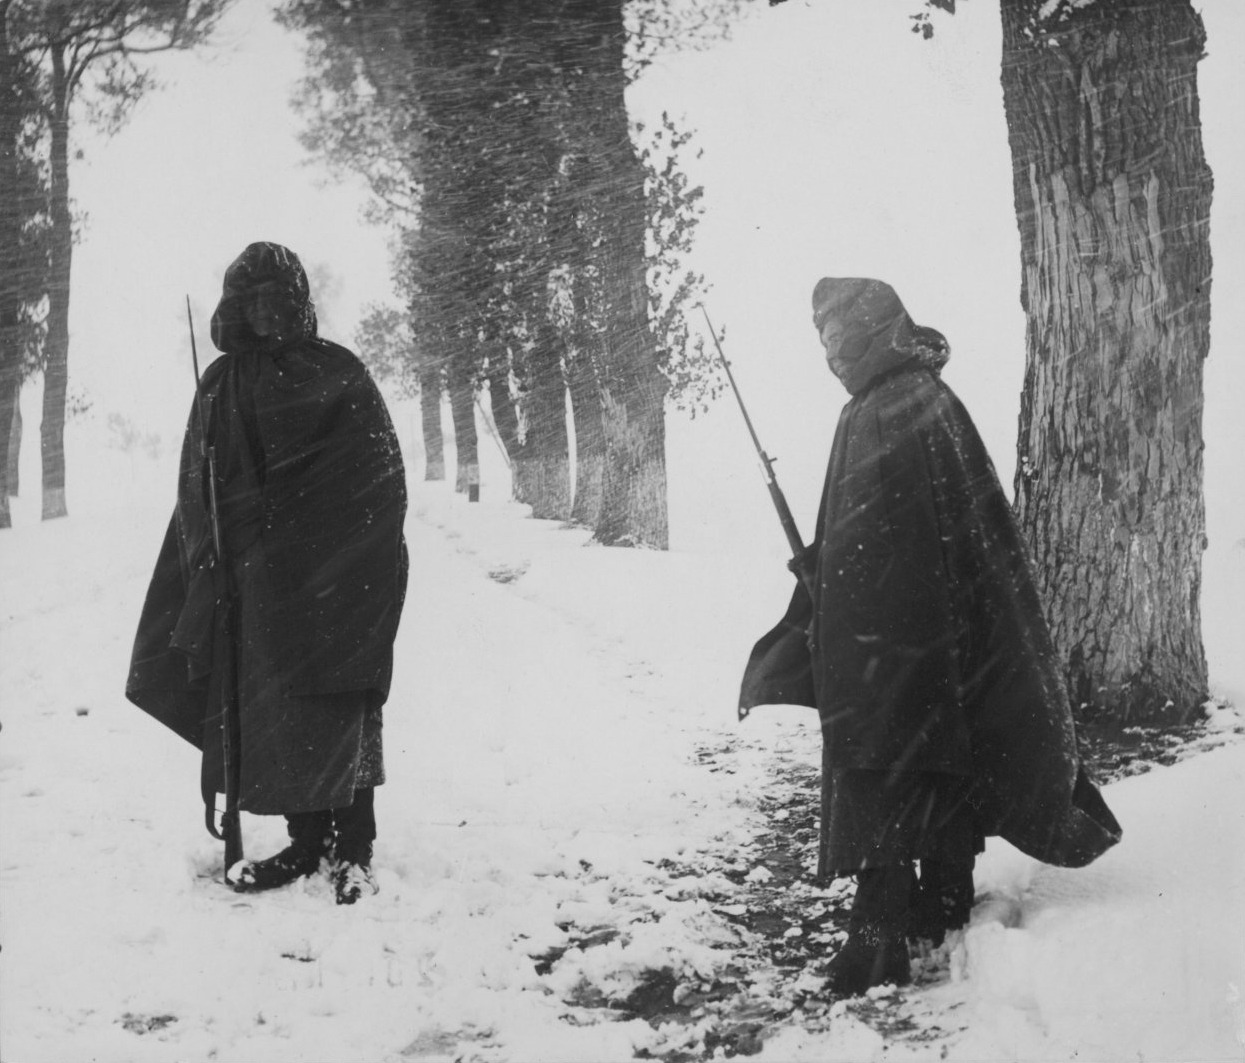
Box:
2, 436, 1244, 1062
5, 0, 1245, 1058
1038, 0, 1099, 22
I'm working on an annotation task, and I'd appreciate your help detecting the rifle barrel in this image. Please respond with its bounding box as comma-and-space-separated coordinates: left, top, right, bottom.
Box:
186, 295, 243, 880
699, 306, 806, 560
700, 306, 770, 474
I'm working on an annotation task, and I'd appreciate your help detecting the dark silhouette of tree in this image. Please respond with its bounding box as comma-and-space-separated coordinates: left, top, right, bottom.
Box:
0, 0, 50, 528
283, 0, 739, 544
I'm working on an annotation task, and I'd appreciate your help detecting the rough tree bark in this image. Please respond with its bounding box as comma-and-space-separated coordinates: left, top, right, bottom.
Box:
1001, 0, 1212, 724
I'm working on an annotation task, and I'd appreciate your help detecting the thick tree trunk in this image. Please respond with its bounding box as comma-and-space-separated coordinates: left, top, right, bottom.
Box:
418, 363, 444, 481
1001, 0, 1212, 724
446, 368, 479, 500
563, 0, 668, 548
41, 52, 70, 521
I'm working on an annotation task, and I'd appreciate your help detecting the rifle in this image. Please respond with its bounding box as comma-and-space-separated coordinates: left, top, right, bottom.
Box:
699, 306, 810, 590
702, 307, 834, 884
187, 296, 244, 881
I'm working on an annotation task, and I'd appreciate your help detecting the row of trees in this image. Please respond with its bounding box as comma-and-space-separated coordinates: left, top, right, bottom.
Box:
0, 0, 231, 528
280, 0, 741, 549
292, 0, 1214, 723
2, 0, 1216, 726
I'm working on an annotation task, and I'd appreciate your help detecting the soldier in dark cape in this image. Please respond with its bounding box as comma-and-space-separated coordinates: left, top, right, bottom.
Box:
127, 242, 409, 905
740, 277, 1121, 995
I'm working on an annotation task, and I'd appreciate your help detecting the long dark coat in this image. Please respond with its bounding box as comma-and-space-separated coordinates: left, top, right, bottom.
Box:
127, 243, 408, 815
741, 304, 1120, 869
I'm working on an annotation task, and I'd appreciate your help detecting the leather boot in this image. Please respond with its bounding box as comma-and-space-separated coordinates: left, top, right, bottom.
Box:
233, 810, 333, 892
909, 857, 975, 946
826, 865, 913, 996
331, 788, 378, 905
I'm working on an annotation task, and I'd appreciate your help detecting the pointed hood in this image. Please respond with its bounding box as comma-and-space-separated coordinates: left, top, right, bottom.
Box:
811, 277, 949, 395
210, 241, 318, 355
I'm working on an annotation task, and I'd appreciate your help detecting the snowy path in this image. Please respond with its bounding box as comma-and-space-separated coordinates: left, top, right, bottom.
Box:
3, 476, 1244, 1062
0, 485, 784, 1062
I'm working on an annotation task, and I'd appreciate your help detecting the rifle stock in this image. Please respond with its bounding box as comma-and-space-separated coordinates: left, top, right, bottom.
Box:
187, 296, 244, 881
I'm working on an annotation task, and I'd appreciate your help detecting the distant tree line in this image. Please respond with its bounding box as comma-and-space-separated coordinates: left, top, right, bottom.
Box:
280, 0, 746, 549
0, 0, 232, 528
0, 0, 50, 528
288, 0, 1216, 720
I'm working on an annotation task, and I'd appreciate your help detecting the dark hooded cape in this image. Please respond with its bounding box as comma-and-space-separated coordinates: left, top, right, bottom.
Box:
741, 283, 1119, 869
126, 243, 408, 812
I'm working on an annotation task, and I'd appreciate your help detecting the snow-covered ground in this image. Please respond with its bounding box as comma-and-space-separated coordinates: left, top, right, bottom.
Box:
5, 0, 1245, 1058
2, 434, 1243, 1063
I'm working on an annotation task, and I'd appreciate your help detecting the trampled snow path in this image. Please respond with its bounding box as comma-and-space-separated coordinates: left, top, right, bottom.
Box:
0, 479, 790, 1062
2, 470, 1244, 1062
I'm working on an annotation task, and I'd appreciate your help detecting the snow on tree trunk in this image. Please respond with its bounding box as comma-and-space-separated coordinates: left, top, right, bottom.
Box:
1000, 0, 1212, 724
40, 48, 70, 522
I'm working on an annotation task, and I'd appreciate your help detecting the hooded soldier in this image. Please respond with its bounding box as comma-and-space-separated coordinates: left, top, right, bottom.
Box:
740, 277, 1121, 995
127, 242, 409, 905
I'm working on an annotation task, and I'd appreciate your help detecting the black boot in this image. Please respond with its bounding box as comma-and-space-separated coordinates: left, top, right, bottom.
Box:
909, 857, 975, 946
826, 865, 913, 997
331, 788, 378, 905
233, 810, 333, 893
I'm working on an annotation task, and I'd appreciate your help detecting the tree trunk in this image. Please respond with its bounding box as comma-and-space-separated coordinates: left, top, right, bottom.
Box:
512, 321, 571, 521
567, 350, 604, 526
418, 362, 444, 481
493, 353, 545, 509
41, 48, 71, 521
1000, 0, 1212, 724
484, 351, 520, 462
446, 367, 479, 500
563, 0, 669, 549
1, 13, 23, 525
7, 391, 19, 495
0, 371, 16, 527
